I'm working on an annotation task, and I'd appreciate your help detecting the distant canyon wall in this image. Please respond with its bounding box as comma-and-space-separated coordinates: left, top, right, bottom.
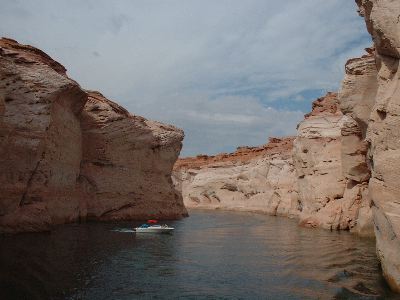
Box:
174, 0, 400, 292
0, 38, 187, 233
173, 137, 299, 218
173, 93, 373, 236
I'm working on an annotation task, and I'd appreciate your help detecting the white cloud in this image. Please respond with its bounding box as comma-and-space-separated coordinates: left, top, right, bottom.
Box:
0, 0, 371, 155
147, 93, 304, 156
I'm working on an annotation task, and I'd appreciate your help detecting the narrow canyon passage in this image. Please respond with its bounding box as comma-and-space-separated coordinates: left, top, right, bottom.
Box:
1, 0, 400, 295
0, 210, 396, 299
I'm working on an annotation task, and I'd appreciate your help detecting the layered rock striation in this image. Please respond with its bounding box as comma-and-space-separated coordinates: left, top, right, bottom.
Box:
356, 0, 400, 292
175, 93, 373, 235
80, 91, 186, 221
175, 1, 400, 291
173, 137, 300, 217
1, 0, 400, 292
293, 92, 373, 234
0, 38, 186, 233
0, 38, 87, 232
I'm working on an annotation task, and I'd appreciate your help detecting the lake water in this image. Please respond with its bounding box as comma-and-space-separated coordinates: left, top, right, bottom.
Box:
0, 210, 396, 299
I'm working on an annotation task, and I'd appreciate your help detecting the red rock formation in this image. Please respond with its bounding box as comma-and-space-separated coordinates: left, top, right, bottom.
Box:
175, 92, 373, 234
0, 38, 87, 232
174, 1, 400, 291
0, 38, 186, 233
0, 38, 67, 75
173, 137, 299, 217
304, 92, 340, 119
174, 137, 294, 170
80, 91, 186, 221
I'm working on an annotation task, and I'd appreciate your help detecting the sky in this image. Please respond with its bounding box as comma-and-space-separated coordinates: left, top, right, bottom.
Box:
0, 0, 371, 156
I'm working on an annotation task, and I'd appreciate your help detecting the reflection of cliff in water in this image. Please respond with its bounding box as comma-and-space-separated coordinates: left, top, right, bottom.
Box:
0, 211, 396, 299
0, 221, 178, 300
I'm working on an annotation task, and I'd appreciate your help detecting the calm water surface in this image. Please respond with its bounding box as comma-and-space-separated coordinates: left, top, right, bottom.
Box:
0, 210, 396, 299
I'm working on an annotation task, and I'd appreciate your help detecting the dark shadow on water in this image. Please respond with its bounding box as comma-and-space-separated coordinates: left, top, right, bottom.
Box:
0, 210, 397, 299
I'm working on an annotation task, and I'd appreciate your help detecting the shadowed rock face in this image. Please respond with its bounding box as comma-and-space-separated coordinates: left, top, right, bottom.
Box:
356, 0, 400, 292
0, 38, 87, 232
0, 38, 186, 233
173, 138, 300, 217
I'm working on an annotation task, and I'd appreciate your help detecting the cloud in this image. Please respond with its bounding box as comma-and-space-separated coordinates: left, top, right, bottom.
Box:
137, 93, 304, 156
0, 0, 371, 156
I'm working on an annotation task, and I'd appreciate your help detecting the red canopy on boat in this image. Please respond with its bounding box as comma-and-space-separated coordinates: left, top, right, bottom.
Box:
147, 219, 158, 224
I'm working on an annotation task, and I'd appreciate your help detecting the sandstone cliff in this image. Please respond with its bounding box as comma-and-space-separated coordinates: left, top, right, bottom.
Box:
339, 50, 377, 237
293, 92, 373, 235
175, 0, 400, 291
80, 91, 186, 221
0, 38, 186, 233
175, 93, 373, 235
356, 0, 400, 292
173, 137, 299, 217
294, 0, 400, 290
1, 0, 400, 292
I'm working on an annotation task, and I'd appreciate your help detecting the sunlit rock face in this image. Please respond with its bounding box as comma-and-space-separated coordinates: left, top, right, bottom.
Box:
293, 92, 372, 233
0, 38, 186, 233
339, 49, 378, 136
174, 93, 374, 235
356, 0, 400, 59
338, 50, 378, 237
173, 0, 400, 291
356, 0, 400, 292
173, 138, 300, 218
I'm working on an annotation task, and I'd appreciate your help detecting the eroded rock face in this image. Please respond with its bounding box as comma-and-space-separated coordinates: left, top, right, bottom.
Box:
293, 93, 371, 232
173, 1, 399, 292
357, 0, 400, 292
339, 49, 378, 136
0, 38, 87, 232
0, 38, 186, 233
80, 91, 187, 220
173, 138, 299, 217
175, 93, 373, 234
338, 53, 375, 237
356, 0, 400, 59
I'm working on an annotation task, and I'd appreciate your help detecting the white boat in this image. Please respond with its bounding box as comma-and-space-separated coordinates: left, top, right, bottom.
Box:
134, 224, 174, 234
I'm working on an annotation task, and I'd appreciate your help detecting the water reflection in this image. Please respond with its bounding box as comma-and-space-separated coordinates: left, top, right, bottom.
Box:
0, 210, 396, 299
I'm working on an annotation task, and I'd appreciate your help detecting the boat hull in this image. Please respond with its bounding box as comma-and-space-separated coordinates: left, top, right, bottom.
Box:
134, 227, 174, 234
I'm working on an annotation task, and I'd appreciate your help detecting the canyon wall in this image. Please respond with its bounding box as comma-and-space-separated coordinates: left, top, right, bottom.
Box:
0, 38, 186, 233
80, 91, 186, 221
174, 93, 373, 235
173, 137, 300, 217
356, 0, 400, 292
175, 0, 400, 291
1, 0, 399, 292
293, 92, 372, 234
